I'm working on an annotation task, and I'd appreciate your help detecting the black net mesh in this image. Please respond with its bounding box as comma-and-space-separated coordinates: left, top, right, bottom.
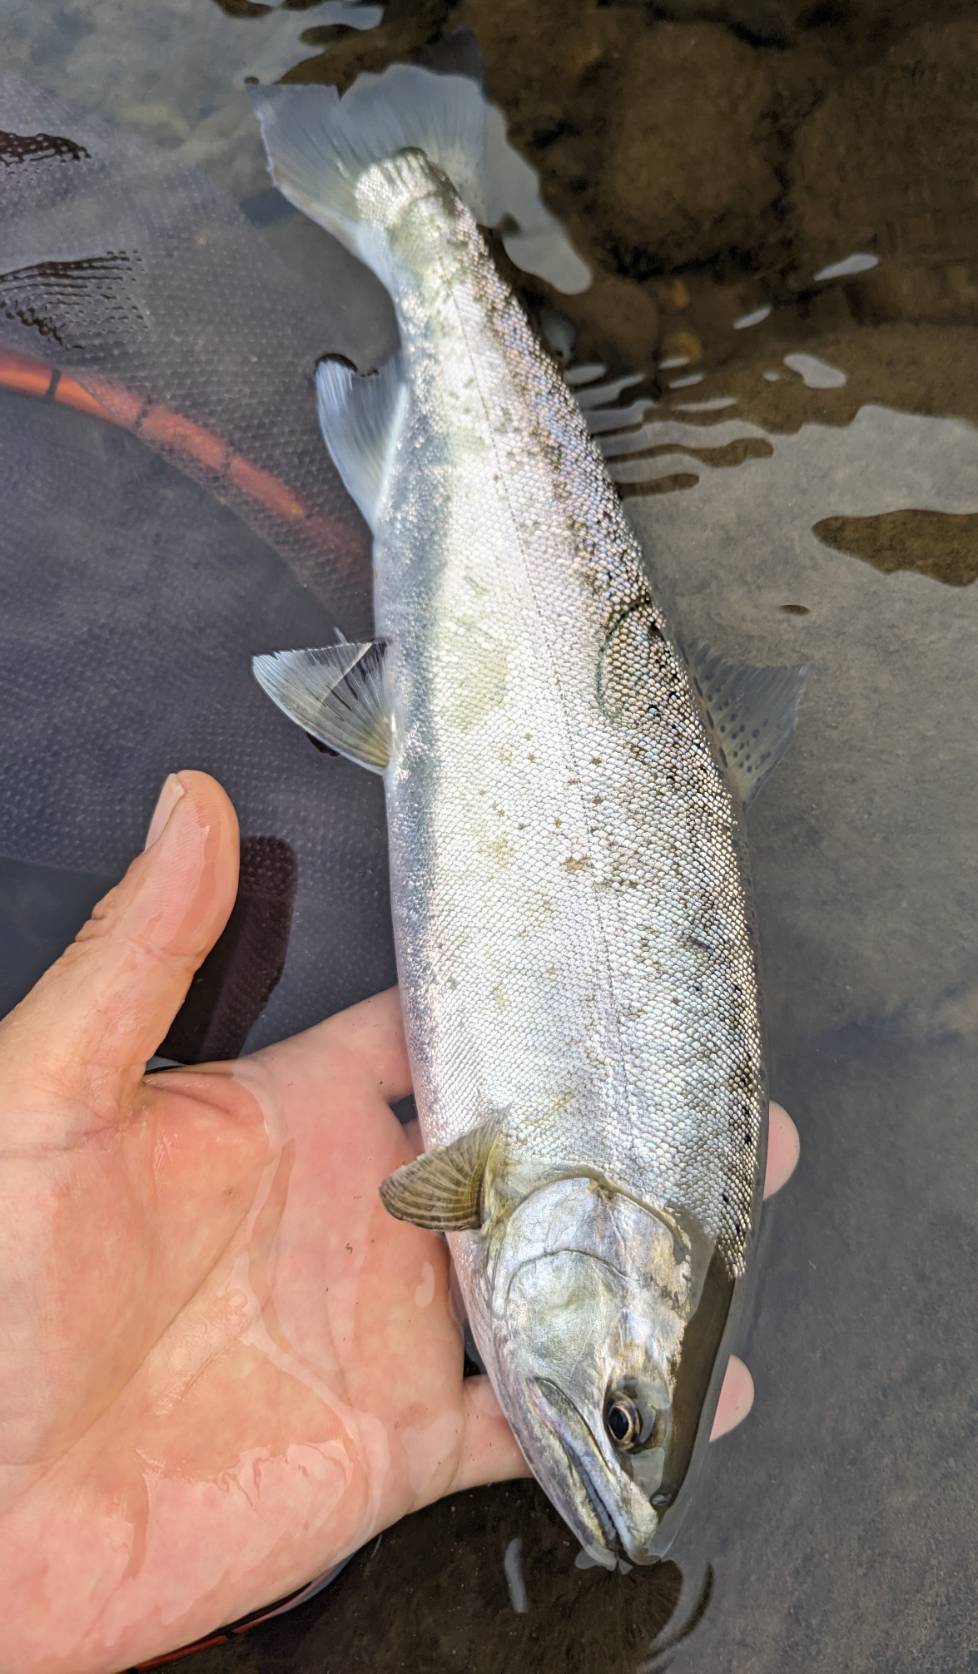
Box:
0, 74, 397, 1053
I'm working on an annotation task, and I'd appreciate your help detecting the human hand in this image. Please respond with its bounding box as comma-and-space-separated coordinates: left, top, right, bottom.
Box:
0, 771, 798, 1673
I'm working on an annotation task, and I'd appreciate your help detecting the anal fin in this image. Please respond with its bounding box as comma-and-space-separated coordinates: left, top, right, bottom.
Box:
253, 640, 391, 772
684, 643, 808, 806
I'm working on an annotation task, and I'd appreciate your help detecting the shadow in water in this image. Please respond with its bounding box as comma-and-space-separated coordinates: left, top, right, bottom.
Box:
161, 833, 299, 1062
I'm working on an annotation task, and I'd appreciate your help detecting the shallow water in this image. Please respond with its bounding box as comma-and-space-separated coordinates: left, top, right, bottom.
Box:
2, 1, 977, 1669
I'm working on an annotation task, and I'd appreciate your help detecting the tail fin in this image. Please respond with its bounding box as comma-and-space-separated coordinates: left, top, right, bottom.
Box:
250, 66, 490, 271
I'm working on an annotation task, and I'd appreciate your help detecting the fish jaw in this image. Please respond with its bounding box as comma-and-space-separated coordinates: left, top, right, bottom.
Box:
529, 1378, 662, 1566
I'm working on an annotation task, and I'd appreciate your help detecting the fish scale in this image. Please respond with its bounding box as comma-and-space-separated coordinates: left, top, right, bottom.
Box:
251, 65, 801, 1563
378, 163, 763, 1281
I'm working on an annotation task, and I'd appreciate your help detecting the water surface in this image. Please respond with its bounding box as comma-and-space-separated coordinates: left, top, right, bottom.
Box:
2, 2, 977, 1669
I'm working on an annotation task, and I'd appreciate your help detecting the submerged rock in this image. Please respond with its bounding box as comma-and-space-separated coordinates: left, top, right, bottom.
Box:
790, 20, 978, 308
600, 23, 781, 273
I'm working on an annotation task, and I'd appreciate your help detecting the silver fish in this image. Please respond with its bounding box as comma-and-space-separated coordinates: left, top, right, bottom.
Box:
251, 66, 804, 1566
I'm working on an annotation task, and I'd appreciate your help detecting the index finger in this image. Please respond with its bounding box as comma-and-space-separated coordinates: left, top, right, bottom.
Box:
764, 1102, 800, 1198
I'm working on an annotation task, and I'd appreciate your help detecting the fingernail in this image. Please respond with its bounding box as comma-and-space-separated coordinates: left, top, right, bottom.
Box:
144, 774, 186, 850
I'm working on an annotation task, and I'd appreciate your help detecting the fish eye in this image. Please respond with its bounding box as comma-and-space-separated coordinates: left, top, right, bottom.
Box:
605, 1392, 642, 1450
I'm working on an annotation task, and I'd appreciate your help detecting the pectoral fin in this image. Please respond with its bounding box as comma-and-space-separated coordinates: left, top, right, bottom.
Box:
379, 1121, 498, 1232
684, 642, 808, 806
252, 639, 391, 772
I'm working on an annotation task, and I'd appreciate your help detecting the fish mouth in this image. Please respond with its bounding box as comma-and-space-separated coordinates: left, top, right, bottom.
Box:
531, 1378, 659, 1567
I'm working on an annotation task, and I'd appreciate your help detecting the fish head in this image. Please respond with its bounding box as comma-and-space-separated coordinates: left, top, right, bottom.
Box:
485, 1175, 730, 1568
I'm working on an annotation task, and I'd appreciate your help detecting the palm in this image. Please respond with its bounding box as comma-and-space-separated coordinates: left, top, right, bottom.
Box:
0, 990, 507, 1673
0, 774, 797, 1674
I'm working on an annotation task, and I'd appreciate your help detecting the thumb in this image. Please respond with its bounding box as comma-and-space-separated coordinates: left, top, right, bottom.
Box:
0, 771, 239, 1134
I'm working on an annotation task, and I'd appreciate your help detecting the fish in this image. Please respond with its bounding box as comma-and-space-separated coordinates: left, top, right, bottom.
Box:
250, 64, 805, 1567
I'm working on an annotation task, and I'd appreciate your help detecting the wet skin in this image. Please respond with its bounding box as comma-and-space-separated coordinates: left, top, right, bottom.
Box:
0, 771, 799, 1674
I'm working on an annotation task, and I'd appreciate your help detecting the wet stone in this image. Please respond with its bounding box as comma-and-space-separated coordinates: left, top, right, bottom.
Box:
599, 23, 781, 274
